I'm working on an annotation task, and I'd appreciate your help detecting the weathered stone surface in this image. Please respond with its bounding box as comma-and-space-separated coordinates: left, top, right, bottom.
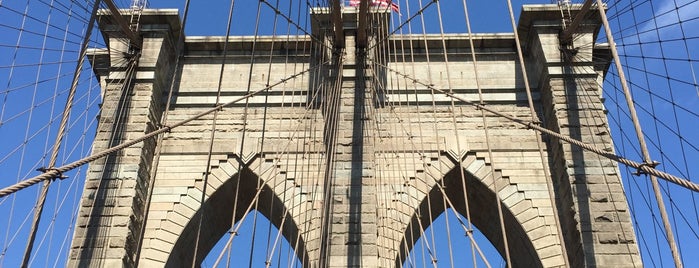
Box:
70, 5, 640, 268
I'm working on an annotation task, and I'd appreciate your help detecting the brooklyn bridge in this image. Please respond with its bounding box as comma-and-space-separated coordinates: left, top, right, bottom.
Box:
0, 0, 697, 267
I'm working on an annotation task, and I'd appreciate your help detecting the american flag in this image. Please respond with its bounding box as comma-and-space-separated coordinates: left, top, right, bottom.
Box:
349, 0, 400, 14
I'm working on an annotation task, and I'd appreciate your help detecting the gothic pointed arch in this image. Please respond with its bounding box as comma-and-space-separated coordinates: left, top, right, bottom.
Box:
395, 154, 562, 267
164, 167, 308, 267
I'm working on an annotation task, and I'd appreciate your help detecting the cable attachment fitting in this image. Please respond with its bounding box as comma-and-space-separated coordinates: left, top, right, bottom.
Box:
633, 161, 660, 176
36, 167, 68, 181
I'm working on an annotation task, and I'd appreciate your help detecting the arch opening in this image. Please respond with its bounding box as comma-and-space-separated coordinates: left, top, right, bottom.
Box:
164, 168, 309, 267
201, 210, 304, 268
403, 208, 504, 267
397, 166, 545, 268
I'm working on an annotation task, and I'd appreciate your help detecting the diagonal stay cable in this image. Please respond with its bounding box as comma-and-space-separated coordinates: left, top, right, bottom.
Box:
21, 0, 103, 266
259, 0, 331, 52
367, 0, 436, 52
0, 60, 329, 198
368, 60, 699, 193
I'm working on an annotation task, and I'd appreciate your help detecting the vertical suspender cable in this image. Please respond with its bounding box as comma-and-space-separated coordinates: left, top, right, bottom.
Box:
453, 0, 520, 265
504, 0, 573, 266
134, 0, 191, 265
594, 0, 683, 267
21, 1, 102, 266
191, 0, 237, 266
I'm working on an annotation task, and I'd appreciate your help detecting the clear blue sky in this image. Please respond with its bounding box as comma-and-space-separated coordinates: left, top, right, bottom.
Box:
0, 0, 696, 267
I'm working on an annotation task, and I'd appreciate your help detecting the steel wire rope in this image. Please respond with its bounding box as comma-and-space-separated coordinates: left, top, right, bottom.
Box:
428, 175, 494, 268
614, 54, 699, 63
576, 9, 692, 252
235, 2, 342, 264
0, 68, 102, 126
368, 59, 699, 192
311, 5, 347, 262
263, 0, 301, 266
392, 3, 431, 265
360, 6, 379, 265
216, 2, 304, 265
592, 66, 699, 162
399, 2, 442, 265
367, 14, 392, 264
2, 0, 101, 265
392, 3, 460, 267
0, 59, 81, 69
618, 3, 690, 262
206, 60, 332, 266
611, 67, 660, 265
368, 11, 386, 265
253, 0, 288, 266
385, 6, 424, 265
189, 0, 238, 266
36, 0, 92, 22
616, 36, 699, 51
602, 76, 695, 181
0, 1, 36, 170
372, 52, 498, 266
456, 0, 525, 266
608, 0, 698, 39
586, 52, 699, 241
372, 10, 415, 265
0, 2, 135, 52
49, 66, 98, 265
604, 0, 648, 21
204, 28, 330, 264
0, 5, 91, 38
28, 88, 100, 266
0, 66, 111, 99
477, 0, 571, 266
0, 58, 326, 196
0, 196, 38, 263
0, 87, 83, 165
374, 63, 398, 267
369, 60, 495, 267
219, 2, 270, 264
511, 2, 617, 266
389, 6, 417, 266
260, 0, 328, 52
72, 44, 141, 263
0, 85, 99, 210
286, 2, 318, 266
367, 0, 435, 53
423, 3, 462, 267
21, 1, 91, 261
561, 45, 642, 267
316, 45, 344, 268
413, 1, 443, 265
573, 51, 652, 250
606, 62, 672, 266
569, 43, 648, 228
651, 0, 699, 233
132, 0, 193, 265
286, 17, 329, 266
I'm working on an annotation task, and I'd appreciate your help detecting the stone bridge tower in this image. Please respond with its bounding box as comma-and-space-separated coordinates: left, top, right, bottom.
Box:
70, 4, 641, 267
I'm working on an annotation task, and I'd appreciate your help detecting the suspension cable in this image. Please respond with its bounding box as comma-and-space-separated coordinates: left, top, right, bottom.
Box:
21, 1, 102, 266
369, 60, 699, 193
595, 0, 682, 266
0, 62, 326, 198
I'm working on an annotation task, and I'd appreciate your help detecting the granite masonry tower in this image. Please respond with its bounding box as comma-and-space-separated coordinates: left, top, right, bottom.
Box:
70, 4, 642, 268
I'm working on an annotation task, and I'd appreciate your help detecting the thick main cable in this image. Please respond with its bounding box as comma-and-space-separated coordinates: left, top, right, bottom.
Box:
0, 63, 327, 198
370, 61, 699, 193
